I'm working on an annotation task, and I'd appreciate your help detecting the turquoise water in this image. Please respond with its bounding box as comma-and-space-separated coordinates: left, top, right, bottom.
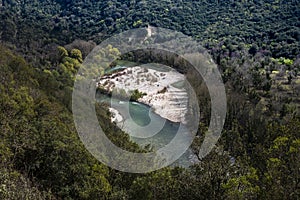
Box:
104, 65, 127, 74
140, 63, 172, 72
171, 80, 185, 89
97, 95, 198, 167
105, 60, 139, 74
98, 63, 198, 167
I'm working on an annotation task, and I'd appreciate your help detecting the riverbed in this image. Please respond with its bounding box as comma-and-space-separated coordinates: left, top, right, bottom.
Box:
97, 95, 199, 167
97, 63, 199, 167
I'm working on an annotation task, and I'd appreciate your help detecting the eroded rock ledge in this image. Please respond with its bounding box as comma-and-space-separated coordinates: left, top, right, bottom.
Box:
97, 66, 189, 123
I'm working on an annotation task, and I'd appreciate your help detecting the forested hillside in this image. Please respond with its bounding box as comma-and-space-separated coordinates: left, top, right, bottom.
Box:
0, 0, 299, 199
1, 0, 299, 61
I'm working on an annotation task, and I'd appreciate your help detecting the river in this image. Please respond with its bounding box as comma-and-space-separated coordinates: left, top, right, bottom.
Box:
97, 63, 199, 167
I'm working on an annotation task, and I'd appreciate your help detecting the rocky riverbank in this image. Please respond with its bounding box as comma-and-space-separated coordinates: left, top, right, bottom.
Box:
97, 66, 189, 123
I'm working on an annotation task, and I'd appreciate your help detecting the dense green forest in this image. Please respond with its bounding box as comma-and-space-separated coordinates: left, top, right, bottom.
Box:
0, 0, 299, 199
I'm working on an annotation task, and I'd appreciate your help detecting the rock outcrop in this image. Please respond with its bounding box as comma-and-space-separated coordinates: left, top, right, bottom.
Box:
97, 66, 189, 123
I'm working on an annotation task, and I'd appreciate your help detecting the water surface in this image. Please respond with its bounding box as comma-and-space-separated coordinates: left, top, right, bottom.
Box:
97, 95, 198, 167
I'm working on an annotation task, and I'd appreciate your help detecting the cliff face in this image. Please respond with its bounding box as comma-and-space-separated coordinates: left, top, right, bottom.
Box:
97, 66, 189, 123
139, 85, 188, 123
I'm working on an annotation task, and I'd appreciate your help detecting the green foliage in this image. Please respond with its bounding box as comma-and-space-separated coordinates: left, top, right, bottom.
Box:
130, 89, 147, 101
0, 0, 299, 199
262, 118, 300, 199
129, 168, 179, 200
222, 167, 260, 199
272, 57, 294, 66
58, 46, 68, 59
70, 48, 83, 63
1, 0, 299, 62
0, 46, 117, 199
133, 19, 143, 27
